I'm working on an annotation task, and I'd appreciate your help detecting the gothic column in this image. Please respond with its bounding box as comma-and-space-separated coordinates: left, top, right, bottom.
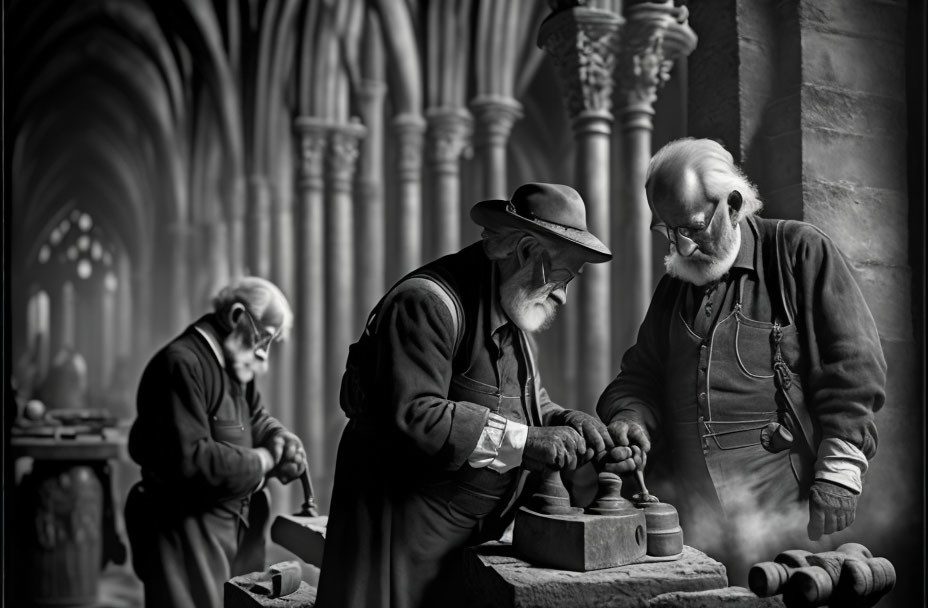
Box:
228, 179, 247, 279
271, 181, 297, 426
356, 78, 388, 316
293, 118, 328, 496
167, 222, 191, 331
470, 95, 524, 200
426, 108, 473, 258
615, 1, 697, 358
246, 174, 273, 278
325, 120, 367, 500
539, 5, 623, 411
392, 114, 426, 277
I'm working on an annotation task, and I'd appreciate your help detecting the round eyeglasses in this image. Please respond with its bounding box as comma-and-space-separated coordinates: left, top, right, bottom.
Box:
241, 307, 280, 360
650, 199, 725, 257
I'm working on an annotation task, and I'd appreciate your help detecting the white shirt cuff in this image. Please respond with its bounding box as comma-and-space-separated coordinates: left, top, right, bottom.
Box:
814, 437, 868, 494
467, 413, 528, 474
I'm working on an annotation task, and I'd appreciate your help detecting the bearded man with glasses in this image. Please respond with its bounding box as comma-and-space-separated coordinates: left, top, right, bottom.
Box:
125, 276, 307, 608
597, 138, 886, 585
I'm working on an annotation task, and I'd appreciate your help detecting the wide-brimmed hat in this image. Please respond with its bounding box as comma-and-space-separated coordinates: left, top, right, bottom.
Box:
470, 182, 612, 263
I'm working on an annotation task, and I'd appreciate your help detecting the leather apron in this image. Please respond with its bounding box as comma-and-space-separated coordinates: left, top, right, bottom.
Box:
665, 271, 810, 539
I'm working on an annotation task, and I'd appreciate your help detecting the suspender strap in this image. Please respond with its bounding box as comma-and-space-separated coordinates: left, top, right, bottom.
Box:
374, 274, 464, 356
774, 220, 817, 456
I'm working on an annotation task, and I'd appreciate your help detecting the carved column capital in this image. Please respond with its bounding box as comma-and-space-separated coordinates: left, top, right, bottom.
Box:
470, 95, 524, 148
393, 113, 426, 179
294, 117, 330, 190
425, 107, 474, 171
357, 79, 388, 105
537, 6, 624, 120
618, 1, 697, 117
327, 119, 368, 192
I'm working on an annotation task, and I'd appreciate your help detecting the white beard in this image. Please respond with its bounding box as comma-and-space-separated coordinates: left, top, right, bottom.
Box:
664, 224, 741, 286
500, 266, 560, 333
223, 335, 268, 383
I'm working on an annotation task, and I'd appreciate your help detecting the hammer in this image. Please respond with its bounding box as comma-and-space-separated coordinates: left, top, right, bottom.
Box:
294, 469, 320, 517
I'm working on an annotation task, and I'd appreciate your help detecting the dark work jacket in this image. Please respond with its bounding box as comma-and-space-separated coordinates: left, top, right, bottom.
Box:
129, 314, 284, 511
317, 242, 566, 608
126, 314, 287, 607
598, 216, 886, 474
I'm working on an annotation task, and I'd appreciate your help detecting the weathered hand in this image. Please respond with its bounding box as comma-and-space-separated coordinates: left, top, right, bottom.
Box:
807, 480, 859, 540
602, 420, 651, 474
268, 431, 307, 484
523, 426, 587, 472
551, 410, 614, 463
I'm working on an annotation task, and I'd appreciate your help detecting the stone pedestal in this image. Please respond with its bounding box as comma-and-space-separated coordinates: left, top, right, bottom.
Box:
455, 543, 731, 607
649, 587, 785, 608
12, 429, 128, 607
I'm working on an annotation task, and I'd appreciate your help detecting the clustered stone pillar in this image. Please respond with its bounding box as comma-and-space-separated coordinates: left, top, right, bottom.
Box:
167, 222, 191, 332
616, 1, 697, 355
470, 95, 524, 200
356, 78, 387, 316
293, 117, 328, 497
425, 108, 472, 259
228, 181, 247, 280
325, 120, 367, 487
246, 174, 273, 278
539, 5, 623, 411
392, 114, 426, 277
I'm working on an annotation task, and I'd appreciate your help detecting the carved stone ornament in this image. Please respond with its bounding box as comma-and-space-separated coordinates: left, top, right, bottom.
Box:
470, 95, 524, 147
327, 120, 368, 189
618, 2, 697, 110
538, 7, 624, 118
294, 117, 329, 187
392, 113, 427, 178
426, 108, 474, 167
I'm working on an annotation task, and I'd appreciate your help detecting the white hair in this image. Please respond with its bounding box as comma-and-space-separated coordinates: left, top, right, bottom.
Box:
646, 138, 763, 220
212, 276, 294, 340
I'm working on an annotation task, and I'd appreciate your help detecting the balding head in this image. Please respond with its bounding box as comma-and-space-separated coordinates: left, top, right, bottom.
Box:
646, 138, 762, 223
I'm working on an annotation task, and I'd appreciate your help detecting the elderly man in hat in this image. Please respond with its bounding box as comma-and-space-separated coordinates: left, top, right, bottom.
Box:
316, 183, 628, 608
125, 277, 308, 608
597, 138, 886, 582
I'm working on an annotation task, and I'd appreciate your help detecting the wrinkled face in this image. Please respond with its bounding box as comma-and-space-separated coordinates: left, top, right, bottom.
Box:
500, 244, 585, 333
223, 307, 278, 383
650, 171, 741, 286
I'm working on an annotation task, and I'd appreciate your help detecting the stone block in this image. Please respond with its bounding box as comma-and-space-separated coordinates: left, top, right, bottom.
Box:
850, 264, 913, 341
513, 507, 647, 571
224, 575, 315, 608
648, 585, 785, 607
802, 86, 907, 137
456, 543, 728, 608
763, 130, 802, 192
798, 0, 906, 42
800, 30, 905, 95
802, 129, 907, 192
802, 181, 908, 266
270, 515, 327, 567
